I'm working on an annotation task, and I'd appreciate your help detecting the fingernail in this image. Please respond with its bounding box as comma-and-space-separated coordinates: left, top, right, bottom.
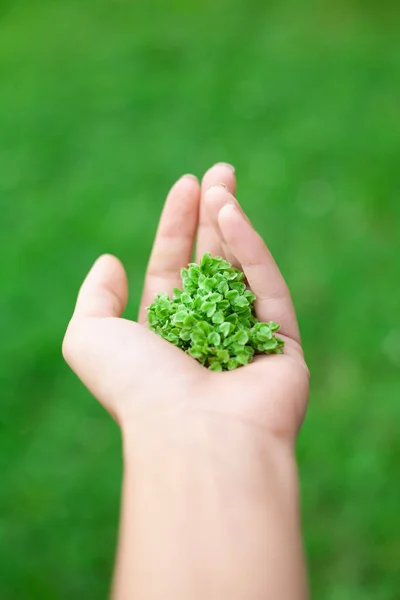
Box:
207, 182, 228, 191
223, 200, 251, 224
219, 201, 236, 214
215, 162, 235, 172
182, 173, 198, 182
225, 200, 237, 211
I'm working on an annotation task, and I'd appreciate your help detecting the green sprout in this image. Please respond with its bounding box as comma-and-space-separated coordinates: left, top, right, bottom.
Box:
147, 253, 284, 371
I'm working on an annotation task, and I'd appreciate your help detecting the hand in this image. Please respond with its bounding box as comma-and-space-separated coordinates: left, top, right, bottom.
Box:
63, 163, 309, 443
64, 164, 310, 600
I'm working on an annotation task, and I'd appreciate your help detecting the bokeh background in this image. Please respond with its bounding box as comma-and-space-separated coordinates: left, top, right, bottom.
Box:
1, 1, 400, 598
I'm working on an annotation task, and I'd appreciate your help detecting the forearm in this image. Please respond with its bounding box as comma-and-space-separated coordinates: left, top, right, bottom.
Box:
112, 413, 308, 600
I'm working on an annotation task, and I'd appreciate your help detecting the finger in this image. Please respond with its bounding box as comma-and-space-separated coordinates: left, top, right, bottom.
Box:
139, 174, 201, 323
203, 185, 240, 267
196, 163, 236, 261
63, 254, 128, 409
218, 202, 301, 344
73, 254, 128, 319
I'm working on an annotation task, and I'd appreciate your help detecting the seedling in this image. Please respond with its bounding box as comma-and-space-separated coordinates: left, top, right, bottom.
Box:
147, 253, 284, 371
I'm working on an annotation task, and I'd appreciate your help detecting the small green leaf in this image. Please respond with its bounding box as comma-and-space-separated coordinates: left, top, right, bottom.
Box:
217, 299, 230, 310
183, 281, 197, 294
234, 331, 249, 345
217, 280, 229, 295
225, 269, 240, 280
256, 324, 272, 341
208, 292, 222, 303
244, 289, 256, 302
188, 348, 204, 359
229, 282, 246, 293
216, 349, 230, 363
206, 304, 216, 318
212, 311, 224, 324
156, 307, 169, 320
219, 322, 231, 337
198, 274, 207, 289
238, 317, 251, 328
166, 333, 179, 344
173, 311, 188, 324
204, 277, 217, 292
209, 361, 223, 372
193, 296, 202, 309
147, 312, 158, 326
226, 289, 239, 302
173, 288, 182, 299
179, 329, 191, 341
190, 331, 203, 344
244, 346, 255, 359
181, 292, 192, 304
269, 322, 280, 332
263, 339, 278, 351
188, 266, 200, 280
227, 358, 239, 370
225, 313, 238, 325
208, 332, 221, 346
233, 296, 249, 308
236, 351, 250, 365
183, 314, 197, 327
201, 301, 213, 313
200, 253, 212, 269
218, 259, 231, 270
198, 321, 213, 334
231, 342, 245, 353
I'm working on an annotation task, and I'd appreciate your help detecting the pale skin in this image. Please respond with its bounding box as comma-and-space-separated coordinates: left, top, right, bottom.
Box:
63, 163, 310, 599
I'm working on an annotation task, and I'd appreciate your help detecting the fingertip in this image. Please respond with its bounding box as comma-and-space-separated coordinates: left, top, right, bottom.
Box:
181, 173, 199, 183
214, 161, 235, 172
167, 174, 200, 198
217, 202, 251, 250
93, 254, 128, 290
217, 201, 240, 226
176, 173, 200, 189
204, 183, 231, 201
201, 163, 236, 194
76, 253, 128, 318
94, 253, 125, 270
203, 185, 232, 225
168, 174, 201, 204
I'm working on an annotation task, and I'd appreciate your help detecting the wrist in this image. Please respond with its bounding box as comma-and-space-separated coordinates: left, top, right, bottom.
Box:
117, 409, 307, 600
122, 408, 299, 508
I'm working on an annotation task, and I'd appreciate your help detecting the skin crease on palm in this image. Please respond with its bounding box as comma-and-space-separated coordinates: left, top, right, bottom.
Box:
62, 162, 310, 444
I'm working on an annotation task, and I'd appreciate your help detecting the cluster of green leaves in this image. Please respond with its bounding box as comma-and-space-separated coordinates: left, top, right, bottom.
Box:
147, 253, 284, 371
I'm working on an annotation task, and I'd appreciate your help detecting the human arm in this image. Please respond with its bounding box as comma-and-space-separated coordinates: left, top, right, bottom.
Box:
62, 163, 309, 599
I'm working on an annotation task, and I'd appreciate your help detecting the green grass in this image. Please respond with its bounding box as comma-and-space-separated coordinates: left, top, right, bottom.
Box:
1, 1, 400, 598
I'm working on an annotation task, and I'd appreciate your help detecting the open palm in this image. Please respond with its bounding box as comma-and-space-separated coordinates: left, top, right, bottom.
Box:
63, 164, 309, 442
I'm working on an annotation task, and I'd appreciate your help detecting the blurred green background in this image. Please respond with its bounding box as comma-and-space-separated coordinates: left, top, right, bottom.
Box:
1, 0, 400, 598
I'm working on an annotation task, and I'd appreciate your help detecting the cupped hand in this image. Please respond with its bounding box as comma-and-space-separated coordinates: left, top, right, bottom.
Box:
63, 164, 309, 442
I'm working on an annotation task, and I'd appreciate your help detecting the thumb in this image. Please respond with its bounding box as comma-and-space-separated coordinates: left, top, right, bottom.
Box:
62, 255, 199, 418
72, 254, 128, 319
62, 254, 131, 409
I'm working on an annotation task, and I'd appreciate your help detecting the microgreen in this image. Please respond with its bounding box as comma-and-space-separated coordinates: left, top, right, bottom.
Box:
147, 253, 285, 371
